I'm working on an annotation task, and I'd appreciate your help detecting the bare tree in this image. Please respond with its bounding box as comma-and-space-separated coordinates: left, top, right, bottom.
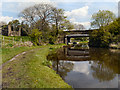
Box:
19, 3, 56, 34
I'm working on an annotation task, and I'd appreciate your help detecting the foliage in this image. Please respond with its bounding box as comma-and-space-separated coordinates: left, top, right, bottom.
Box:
91, 10, 116, 28
89, 17, 120, 47
42, 60, 52, 66
7, 43, 13, 47
60, 19, 74, 31
30, 29, 42, 46
19, 3, 72, 45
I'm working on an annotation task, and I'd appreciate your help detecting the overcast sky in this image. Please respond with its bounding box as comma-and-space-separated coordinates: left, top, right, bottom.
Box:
0, 0, 119, 29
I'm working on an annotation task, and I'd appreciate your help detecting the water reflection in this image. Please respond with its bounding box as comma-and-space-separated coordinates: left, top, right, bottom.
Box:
91, 61, 116, 82
47, 44, 119, 88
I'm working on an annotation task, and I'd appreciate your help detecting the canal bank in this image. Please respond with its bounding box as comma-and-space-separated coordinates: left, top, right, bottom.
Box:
2, 45, 72, 88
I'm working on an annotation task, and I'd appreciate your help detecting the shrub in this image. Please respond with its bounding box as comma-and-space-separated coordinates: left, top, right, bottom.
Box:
30, 29, 42, 46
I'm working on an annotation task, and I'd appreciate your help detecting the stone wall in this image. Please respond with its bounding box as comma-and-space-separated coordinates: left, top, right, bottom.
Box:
8, 25, 21, 36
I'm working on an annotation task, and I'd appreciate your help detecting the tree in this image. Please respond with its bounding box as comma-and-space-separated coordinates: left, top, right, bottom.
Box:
19, 3, 72, 45
91, 10, 116, 28
89, 17, 120, 47
52, 8, 67, 36
73, 23, 85, 30
19, 3, 55, 34
60, 20, 74, 31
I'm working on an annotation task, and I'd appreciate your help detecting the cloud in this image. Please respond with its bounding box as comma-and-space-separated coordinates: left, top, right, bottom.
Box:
70, 18, 91, 29
65, 6, 89, 18
0, 16, 24, 23
65, 6, 90, 29
0, 2, 2, 16
3, 0, 51, 2
2, 0, 119, 2
0, 16, 13, 23
73, 21, 91, 29
53, 0, 119, 2
72, 61, 90, 75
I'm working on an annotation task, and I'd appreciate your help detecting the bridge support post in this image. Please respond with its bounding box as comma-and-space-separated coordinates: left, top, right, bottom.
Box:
67, 37, 70, 45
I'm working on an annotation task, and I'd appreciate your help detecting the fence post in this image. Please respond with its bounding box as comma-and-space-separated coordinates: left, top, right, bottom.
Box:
13, 37, 14, 43
3, 36, 4, 41
3, 36, 4, 45
9, 37, 10, 43
21, 38, 22, 43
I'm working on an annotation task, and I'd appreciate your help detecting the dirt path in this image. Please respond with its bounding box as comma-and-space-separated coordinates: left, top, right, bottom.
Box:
0, 49, 34, 70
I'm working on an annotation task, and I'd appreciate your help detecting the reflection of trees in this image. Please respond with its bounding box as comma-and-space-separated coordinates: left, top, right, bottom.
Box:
47, 48, 74, 80
89, 48, 119, 82
52, 60, 74, 80
91, 61, 116, 82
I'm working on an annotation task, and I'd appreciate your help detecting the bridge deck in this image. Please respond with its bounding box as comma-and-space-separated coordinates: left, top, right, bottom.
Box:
66, 34, 89, 37
64, 29, 97, 32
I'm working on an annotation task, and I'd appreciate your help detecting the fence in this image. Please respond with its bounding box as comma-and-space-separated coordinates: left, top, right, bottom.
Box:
1, 36, 31, 47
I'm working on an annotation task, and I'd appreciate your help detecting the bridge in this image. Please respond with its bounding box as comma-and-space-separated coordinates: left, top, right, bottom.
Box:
54, 47, 91, 61
63, 29, 97, 44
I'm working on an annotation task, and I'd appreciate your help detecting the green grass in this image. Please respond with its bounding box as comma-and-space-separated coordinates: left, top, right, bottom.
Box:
2, 45, 72, 88
1, 46, 39, 64
1, 35, 30, 42
1, 35, 31, 48
78, 41, 89, 43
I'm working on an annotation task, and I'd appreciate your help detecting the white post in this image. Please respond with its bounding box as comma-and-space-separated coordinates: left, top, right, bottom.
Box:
13, 37, 14, 43
3, 36, 4, 41
21, 38, 22, 43
3, 36, 4, 45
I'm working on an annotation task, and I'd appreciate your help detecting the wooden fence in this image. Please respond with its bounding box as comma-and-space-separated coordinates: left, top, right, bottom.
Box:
1, 36, 31, 47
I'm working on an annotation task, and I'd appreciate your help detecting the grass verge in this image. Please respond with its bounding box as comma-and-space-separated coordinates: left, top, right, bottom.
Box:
2, 45, 72, 88
1, 46, 39, 64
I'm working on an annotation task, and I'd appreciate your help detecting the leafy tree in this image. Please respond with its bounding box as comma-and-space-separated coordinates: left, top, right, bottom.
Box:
30, 29, 42, 45
91, 10, 116, 28
52, 9, 67, 36
89, 17, 120, 47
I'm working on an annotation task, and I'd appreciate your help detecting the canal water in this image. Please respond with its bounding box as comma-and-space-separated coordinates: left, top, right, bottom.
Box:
47, 44, 120, 88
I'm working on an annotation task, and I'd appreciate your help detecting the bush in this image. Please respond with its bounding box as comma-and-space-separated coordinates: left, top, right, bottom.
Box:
30, 29, 42, 46
42, 60, 52, 67
89, 18, 120, 48
7, 43, 13, 47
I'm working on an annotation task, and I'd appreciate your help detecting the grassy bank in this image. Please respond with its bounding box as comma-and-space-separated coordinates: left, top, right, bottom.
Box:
2, 46, 38, 64
2, 45, 72, 88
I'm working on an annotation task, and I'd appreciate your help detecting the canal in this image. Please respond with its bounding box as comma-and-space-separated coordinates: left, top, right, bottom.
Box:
47, 44, 120, 88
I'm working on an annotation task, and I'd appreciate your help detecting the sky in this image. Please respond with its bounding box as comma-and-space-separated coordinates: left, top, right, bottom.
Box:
0, 0, 119, 29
